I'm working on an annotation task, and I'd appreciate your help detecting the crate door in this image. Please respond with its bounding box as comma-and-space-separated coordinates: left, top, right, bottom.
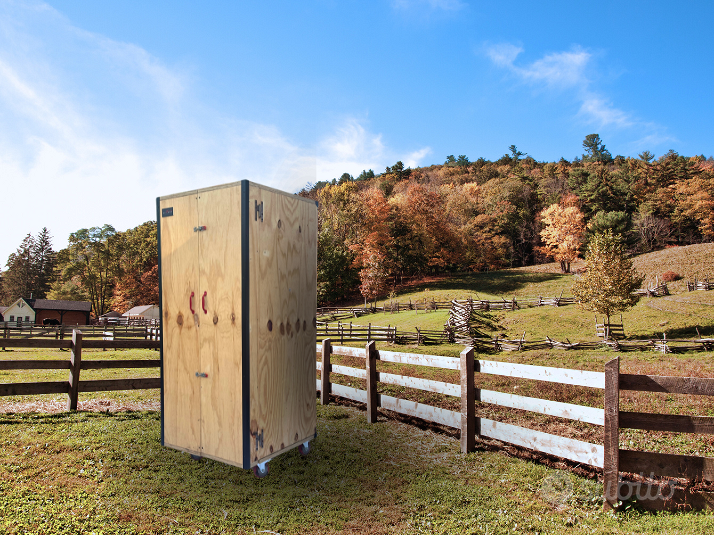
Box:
248, 185, 318, 465
159, 193, 202, 453
196, 186, 245, 466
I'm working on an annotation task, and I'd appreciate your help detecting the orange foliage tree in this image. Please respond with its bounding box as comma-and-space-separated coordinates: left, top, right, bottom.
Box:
539, 194, 585, 273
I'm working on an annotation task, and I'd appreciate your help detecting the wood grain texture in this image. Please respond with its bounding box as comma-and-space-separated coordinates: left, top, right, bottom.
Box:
0, 360, 70, 370
377, 349, 459, 370
67, 330, 82, 411
366, 341, 378, 423
0, 339, 72, 349
249, 183, 317, 465
480, 418, 604, 468
619, 412, 714, 434
321, 339, 331, 405
78, 378, 161, 392
478, 360, 605, 389
619, 449, 714, 481
81, 360, 161, 369
479, 389, 605, 425
197, 186, 244, 464
378, 372, 460, 397
331, 383, 367, 403
83, 340, 160, 349
379, 394, 461, 429
604, 357, 620, 510
159, 193, 202, 455
460, 347, 475, 453
620, 373, 714, 395
0, 382, 69, 396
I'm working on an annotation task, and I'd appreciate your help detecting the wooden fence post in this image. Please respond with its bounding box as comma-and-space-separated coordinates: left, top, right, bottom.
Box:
67, 330, 83, 411
366, 341, 378, 423
321, 338, 332, 405
460, 346, 475, 453
2, 324, 7, 351
603, 357, 620, 511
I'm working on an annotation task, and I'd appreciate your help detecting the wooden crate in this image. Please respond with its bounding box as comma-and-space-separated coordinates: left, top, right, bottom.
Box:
157, 180, 318, 471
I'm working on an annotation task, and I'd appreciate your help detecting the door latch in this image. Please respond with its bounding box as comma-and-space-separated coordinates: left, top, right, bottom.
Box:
255, 200, 263, 222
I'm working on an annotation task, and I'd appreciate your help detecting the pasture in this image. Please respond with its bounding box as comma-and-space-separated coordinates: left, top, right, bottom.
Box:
2, 244, 714, 533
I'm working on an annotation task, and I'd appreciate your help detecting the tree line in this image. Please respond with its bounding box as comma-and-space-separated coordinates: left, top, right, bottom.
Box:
3, 133, 712, 312
0, 222, 158, 317
300, 134, 714, 305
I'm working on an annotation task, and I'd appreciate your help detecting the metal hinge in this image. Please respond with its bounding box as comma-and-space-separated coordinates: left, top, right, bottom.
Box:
255, 200, 263, 222
193, 225, 207, 232
253, 429, 264, 450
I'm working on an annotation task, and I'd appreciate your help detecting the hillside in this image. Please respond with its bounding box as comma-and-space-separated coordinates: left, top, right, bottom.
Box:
337, 243, 714, 343
308, 152, 714, 306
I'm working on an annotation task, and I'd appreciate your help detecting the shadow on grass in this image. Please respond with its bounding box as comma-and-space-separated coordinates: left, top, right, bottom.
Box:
406, 271, 565, 295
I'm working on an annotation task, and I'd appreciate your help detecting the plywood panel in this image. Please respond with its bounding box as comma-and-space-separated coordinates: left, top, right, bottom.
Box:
159, 193, 201, 453
249, 184, 317, 465
197, 186, 244, 464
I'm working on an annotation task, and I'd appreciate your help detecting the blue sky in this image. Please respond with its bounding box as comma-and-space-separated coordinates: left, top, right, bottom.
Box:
1, 0, 713, 263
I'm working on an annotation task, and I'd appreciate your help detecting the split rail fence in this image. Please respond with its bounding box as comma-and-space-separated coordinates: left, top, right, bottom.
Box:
0, 331, 161, 410
316, 341, 714, 509
688, 278, 714, 292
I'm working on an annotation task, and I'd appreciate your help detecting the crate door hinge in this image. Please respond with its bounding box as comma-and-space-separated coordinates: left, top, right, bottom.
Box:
252, 428, 264, 450
255, 200, 263, 222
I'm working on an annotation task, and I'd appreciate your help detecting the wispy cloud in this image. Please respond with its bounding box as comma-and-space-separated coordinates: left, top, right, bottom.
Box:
483, 42, 667, 137
0, 1, 424, 262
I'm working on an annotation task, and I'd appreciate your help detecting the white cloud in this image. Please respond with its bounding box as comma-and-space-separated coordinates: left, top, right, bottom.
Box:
485, 43, 523, 67
0, 2, 427, 262
403, 147, 432, 169
578, 95, 633, 128
484, 42, 668, 138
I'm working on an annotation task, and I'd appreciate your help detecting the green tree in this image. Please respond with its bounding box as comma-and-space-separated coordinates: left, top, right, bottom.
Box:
572, 230, 644, 330
509, 145, 525, 161
582, 134, 612, 163
31, 227, 56, 299
1, 229, 56, 304
2, 234, 34, 304
457, 155, 470, 167
59, 225, 119, 317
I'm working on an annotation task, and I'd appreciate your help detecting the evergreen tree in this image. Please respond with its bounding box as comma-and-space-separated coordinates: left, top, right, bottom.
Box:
31, 227, 56, 299
2, 234, 34, 303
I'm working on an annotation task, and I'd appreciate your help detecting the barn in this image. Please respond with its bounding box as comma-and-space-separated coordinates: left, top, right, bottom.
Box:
1, 298, 91, 326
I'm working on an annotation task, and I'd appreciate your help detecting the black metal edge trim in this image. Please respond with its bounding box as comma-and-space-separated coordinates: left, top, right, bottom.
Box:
241, 180, 251, 468
156, 197, 165, 446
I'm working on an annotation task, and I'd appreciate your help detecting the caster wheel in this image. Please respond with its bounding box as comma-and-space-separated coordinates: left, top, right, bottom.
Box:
190, 454, 203, 461
252, 463, 269, 478
298, 441, 311, 456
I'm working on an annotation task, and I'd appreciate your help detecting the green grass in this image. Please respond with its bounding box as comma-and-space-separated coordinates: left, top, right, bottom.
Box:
3, 404, 714, 534
0, 348, 160, 405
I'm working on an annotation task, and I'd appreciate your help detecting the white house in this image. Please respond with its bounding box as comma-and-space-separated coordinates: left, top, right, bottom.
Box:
123, 304, 160, 321
2, 298, 36, 324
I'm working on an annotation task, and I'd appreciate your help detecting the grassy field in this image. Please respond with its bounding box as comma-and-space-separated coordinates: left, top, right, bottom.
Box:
2, 243, 714, 532
3, 403, 714, 534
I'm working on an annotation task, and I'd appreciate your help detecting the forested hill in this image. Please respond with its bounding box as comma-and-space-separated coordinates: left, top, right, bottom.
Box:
3, 136, 713, 314
300, 138, 714, 305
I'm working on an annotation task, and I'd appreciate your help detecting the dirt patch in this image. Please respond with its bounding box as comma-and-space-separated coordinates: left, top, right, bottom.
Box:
0, 398, 160, 414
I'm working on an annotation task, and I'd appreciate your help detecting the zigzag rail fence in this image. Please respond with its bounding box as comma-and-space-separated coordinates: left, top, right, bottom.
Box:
0, 330, 161, 410
317, 284, 669, 323
317, 340, 714, 511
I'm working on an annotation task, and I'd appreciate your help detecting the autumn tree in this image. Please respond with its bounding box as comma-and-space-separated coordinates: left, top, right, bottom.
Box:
350, 187, 392, 306
539, 194, 585, 273
111, 221, 159, 312
572, 230, 644, 329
